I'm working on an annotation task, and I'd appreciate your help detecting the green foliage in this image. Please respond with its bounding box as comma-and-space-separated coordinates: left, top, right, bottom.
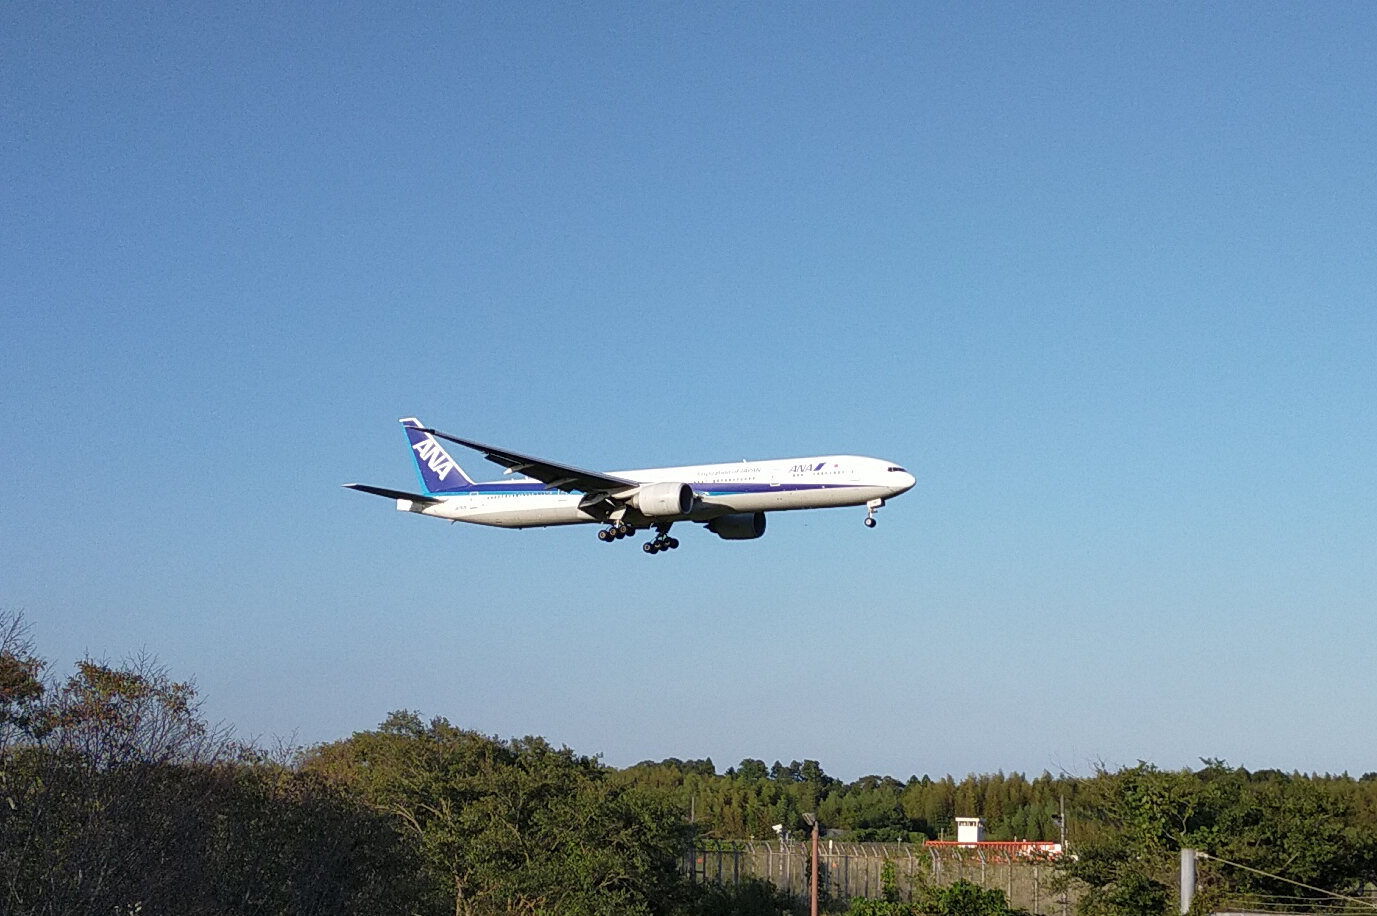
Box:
304, 711, 690, 915
8, 611, 1377, 916
1065, 761, 1377, 916
204, 764, 441, 914
1076, 869, 1170, 916
0, 612, 435, 915
687, 877, 807, 916
0, 748, 438, 915
847, 899, 922, 916
0, 617, 46, 744
882, 860, 901, 902
620, 759, 1069, 844
845, 880, 1024, 916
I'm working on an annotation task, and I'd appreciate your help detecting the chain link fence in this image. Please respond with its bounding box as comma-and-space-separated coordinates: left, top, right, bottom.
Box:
686, 841, 1074, 913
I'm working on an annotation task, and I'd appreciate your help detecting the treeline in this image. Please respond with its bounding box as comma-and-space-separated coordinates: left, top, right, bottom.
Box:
619, 754, 1377, 909
620, 757, 1377, 912
1067, 761, 1377, 916
4, 611, 1377, 915
618, 757, 1070, 842
0, 613, 797, 916
620, 755, 1377, 846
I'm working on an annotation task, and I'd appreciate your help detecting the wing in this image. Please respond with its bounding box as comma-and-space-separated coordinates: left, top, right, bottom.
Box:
416, 427, 637, 495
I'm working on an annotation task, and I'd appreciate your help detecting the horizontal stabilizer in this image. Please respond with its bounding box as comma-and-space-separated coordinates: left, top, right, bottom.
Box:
343, 483, 440, 505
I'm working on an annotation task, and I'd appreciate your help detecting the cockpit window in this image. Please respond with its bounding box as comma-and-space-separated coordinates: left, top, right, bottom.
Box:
887, 466, 907, 472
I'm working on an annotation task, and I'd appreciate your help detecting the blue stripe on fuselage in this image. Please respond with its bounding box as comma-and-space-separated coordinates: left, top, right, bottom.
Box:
446, 481, 860, 496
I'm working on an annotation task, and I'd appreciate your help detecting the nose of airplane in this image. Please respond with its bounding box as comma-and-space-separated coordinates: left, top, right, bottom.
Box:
897, 471, 916, 494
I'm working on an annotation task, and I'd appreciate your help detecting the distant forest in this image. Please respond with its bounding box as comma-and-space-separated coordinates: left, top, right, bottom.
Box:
622, 756, 1071, 843
622, 753, 1377, 846
3, 611, 1375, 916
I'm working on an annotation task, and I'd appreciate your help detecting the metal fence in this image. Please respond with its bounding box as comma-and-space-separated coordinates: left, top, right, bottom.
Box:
1213, 890, 1377, 916
686, 841, 1074, 913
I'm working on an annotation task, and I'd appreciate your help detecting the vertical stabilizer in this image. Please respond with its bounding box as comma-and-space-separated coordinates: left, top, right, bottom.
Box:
400, 418, 476, 493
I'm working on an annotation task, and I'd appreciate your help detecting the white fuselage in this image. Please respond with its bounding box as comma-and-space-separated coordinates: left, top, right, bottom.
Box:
401, 455, 915, 528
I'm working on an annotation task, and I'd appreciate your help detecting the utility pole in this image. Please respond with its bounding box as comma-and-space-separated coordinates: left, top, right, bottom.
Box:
804, 814, 819, 916
1058, 793, 1068, 916
1181, 849, 1197, 915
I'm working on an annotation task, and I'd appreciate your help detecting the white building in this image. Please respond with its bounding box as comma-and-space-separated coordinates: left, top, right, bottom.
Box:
955, 817, 985, 845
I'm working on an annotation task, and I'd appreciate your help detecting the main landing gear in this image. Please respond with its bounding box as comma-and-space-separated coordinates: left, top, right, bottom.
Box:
641, 523, 679, 555
864, 498, 884, 528
597, 522, 636, 542
597, 521, 679, 554
643, 535, 679, 554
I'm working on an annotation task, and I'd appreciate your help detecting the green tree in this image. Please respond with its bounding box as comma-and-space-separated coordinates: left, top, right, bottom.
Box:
0, 614, 435, 916
1063, 761, 1377, 916
845, 879, 1025, 916
687, 876, 805, 916
305, 711, 689, 916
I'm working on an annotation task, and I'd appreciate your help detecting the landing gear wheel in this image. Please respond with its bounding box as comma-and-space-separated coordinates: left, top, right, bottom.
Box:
597, 529, 612, 541
643, 525, 676, 555
864, 497, 884, 528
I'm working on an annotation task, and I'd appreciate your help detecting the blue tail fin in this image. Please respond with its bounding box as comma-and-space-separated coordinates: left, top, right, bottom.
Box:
400, 418, 476, 494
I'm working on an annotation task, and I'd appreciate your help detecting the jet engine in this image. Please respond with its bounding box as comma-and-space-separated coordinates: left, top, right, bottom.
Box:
707, 512, 767, 540
630, 481, 694, 517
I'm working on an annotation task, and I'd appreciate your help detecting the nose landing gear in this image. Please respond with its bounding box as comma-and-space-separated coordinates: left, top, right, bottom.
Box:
864, 498, 885, 528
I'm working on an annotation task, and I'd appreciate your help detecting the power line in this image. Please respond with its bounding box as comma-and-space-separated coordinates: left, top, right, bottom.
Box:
1196, 851, 1377, 912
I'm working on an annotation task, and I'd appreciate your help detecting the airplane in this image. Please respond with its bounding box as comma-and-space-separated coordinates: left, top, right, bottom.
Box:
345, 418, 916, 554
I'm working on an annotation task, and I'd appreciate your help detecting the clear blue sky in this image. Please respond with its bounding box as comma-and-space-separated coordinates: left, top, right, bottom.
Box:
4, 3, 1375, 781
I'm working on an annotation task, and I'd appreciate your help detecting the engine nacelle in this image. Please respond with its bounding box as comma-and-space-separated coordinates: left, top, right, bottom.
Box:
630, 481, 694, 518
707, 512, 767, 540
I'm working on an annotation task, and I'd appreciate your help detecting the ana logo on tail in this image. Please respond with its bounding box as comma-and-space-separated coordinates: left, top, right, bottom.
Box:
400, 417, 475, 493
413, 437, 459, 482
